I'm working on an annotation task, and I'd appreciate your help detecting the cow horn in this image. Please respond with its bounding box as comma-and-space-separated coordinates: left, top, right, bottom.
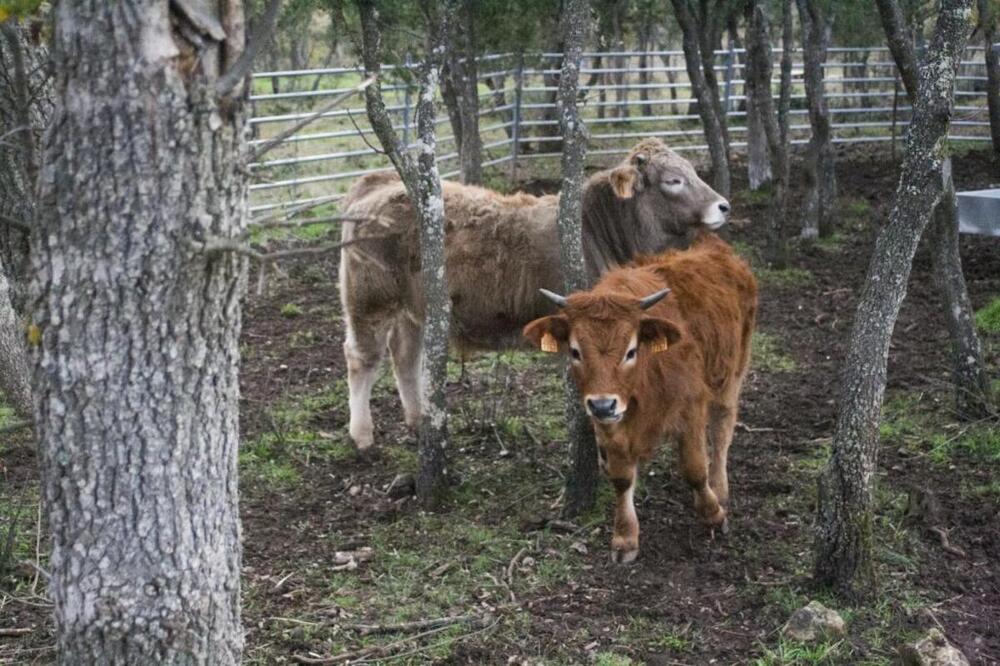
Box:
638, 288, 671, 310
634, 152, 648, 166
539, 288, 568, 308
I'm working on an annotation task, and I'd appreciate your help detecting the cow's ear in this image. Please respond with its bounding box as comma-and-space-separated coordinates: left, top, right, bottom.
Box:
609, 166, 643, 199
639, 317, 682, 353
523, 315, 569, 353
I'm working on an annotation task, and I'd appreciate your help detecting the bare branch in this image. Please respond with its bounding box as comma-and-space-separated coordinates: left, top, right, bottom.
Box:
248, 76, 376, 162
0, 213, 30, 234
215, 0, 281, 98
875, 0, 920, 101
251, 214, 374, 231
185, 233, 398, 264
345, 106, 387, 156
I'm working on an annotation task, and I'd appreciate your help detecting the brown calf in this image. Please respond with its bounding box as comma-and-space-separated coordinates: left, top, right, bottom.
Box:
524, 234, 757, 563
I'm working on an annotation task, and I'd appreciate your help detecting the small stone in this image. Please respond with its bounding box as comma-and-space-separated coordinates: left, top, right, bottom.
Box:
570, 541, 588, 555
348, 485, 361, 496
899, 628, 969, 666
782, 600, 846, 642
385, 473, 415, 499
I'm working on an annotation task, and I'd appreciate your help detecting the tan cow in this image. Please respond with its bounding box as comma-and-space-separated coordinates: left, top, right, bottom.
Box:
524, 234, 757, 563
339, 138, 731, 449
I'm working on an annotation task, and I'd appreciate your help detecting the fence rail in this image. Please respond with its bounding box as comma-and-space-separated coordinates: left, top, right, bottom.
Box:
248, 46, 993, 215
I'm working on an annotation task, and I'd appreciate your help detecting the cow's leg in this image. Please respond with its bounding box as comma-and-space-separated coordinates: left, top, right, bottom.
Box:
388, 314, 424, 430
707, 402, 737, 508
678, 417, 726, 528
344, 321, 390, 450
606, 456, 640, 564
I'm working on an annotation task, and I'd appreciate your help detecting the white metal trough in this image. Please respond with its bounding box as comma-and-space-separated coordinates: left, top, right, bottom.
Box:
957, 189, 1000, 237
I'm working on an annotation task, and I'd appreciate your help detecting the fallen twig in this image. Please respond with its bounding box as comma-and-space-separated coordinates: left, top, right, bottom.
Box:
343, 613, 486, 637
929, 526, 966, 558
0, 627, 32, 637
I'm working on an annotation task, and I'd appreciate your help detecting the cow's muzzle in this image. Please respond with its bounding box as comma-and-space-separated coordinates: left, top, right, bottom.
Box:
585, 395, 625, 423
701, 199, 730, 230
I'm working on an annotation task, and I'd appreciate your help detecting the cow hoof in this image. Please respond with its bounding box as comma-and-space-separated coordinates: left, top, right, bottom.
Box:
720, 516, 730, 535
351, 430, 375, 451
611, 548, 639, 565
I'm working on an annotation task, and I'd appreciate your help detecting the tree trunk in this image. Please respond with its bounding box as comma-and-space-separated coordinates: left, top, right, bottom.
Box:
358, 0, 450, 506
814, 0, 973, 602
875, 0, 919, 99
637, 10, 653, 117
746, 75, 773, 189
670, 0, 731, 195
878, 0, 992, 421
557, 0, 598, 519
0, 258, 30, 418
696, 0, 731, 152
779, 0, 793, 151
980, 0, 1000, 160
32, 1, 250, 659
928, 160, 993, 418
440, 61, 464, 155
447, 0, 482, 184
796, 0, 837, 239
745, 0, 789, 268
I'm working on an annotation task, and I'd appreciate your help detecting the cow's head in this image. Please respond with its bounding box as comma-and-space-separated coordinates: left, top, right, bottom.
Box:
608, 138, 730, 232
523, 287, 682, 425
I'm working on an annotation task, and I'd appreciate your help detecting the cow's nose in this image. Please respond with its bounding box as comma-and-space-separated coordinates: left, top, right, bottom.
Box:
587, 397, 617, 418
718, 200, 730, 214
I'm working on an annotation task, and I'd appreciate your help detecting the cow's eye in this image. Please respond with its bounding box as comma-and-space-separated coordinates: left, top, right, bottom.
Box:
625, 348, 637, 362
570, 347, 582, 361
665, 178, 684, 187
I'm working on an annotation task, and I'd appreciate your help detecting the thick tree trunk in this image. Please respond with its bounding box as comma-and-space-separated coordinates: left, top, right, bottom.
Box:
814, 0, 973, 602
557, 0, 598, 519
0, 259, 30, 418
670, 0, 731, 195
928, 160, 993, 418
878, 0, 993, 420
746, 0, 789, 268
746, 80, 773, 189
980, 0, 1000, 160
359, 0, 450, 506
796, 0, 837, 238
32, 1, 249, 659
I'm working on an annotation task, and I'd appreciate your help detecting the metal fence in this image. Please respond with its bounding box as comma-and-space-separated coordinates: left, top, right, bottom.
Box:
248, 46, 993, 216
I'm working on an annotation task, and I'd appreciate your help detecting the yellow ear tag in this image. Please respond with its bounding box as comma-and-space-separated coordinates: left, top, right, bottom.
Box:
649, 338, 669, 354
540, 332, 559, 353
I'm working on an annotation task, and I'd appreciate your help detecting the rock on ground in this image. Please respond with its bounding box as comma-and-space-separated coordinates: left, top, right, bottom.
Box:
899, 628, 969, 666
781, 600, 847, 642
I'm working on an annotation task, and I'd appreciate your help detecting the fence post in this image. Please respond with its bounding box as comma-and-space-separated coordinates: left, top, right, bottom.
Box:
510, 52, 524, 182
402, 53, 413, 146
723, 42, 735, 112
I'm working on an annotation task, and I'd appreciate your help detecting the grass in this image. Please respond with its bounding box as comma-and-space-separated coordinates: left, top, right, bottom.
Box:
280, 302, 304, 318
755, 266, 815, 288
751, 638, 845, 666
753, 331, 798, 373
975, 297, 1000, 334
879, 391, 1000, 465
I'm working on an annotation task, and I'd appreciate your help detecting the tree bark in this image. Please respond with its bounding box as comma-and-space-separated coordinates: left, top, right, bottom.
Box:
0, 257, 30, 418
358, 0, 450, 507
979, 0, 1000, 160
878, 0, 993, 419
814, 0, 974, 602
875, 0, 920, 99
32, 1, 250, 659
745, 0, 789, 268
557, 0, 599, 519
670, 0, 731, 195
445, 0, 483, 184
779, 0, 793, 151
796, 0, 837, 238
928, 160, 993, 419
696, 0, 731, 152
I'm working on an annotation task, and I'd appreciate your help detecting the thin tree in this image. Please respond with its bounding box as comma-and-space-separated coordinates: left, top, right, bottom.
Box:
743, 8, 772, 191
556, 0, 599, 518
0, 261, 30, 417
744, 0, 790, 268
877, 0, 992, 419
796, 0, 837, 238
670, 0, 731, 195
29, 0, 283, 657
357, 0, 450, 506
979, 0, 1000, 159
444, 0, 483, 184
814, 0, 974, 602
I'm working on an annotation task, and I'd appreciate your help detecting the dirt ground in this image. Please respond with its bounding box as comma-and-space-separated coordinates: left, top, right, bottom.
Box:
2, 146, 999, 665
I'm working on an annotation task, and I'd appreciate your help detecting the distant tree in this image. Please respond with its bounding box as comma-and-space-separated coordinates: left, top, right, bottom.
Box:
556, 0, 599, 518
443, 0, 482, 184
744, 0, 791, 268
0, 262, 30, 418
669, 0, 732, 195
979, 0, 1000, 159
796, 0, 837, 238
814, 0, 974, 602
357, 0, 451, 506
29, 0, 285, 658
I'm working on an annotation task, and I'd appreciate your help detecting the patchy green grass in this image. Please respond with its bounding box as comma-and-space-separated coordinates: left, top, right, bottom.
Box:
755, 266, 815, 288
975, 297, 1000, 334
751, 638, 845, 666
879, 391, 1000, 465
280, 302, 304, 318
753, 332, 798, 373
593, 653, 639, 666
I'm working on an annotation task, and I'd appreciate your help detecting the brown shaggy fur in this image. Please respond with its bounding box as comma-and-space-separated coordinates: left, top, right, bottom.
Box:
524, 234, 758, 563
